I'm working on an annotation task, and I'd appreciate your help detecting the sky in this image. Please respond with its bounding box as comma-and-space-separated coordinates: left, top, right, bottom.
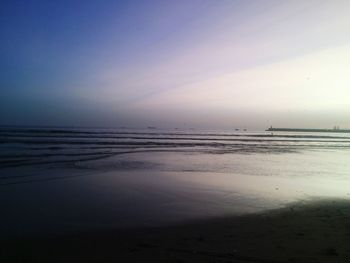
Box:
1, 0, 350, 130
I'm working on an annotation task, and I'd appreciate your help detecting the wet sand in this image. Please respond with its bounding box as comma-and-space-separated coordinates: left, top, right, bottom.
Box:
2, 198, 350, 263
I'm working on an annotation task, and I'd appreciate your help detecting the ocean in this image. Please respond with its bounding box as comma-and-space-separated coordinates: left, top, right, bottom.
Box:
1, 127, 350, 238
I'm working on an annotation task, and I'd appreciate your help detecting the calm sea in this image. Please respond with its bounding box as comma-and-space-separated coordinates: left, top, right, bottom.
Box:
1, 127, 350, 238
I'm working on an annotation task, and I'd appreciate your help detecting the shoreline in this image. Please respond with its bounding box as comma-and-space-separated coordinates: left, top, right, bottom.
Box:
2, 198, 350, 262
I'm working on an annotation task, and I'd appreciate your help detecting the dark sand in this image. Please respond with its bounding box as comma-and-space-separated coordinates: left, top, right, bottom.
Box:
2, 198, 350, 263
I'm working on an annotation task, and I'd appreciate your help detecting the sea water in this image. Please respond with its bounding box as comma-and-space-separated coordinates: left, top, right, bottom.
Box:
1, 127, 350, 238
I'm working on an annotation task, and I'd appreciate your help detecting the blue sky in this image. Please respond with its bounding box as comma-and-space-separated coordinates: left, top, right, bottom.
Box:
1, 0, 350, 129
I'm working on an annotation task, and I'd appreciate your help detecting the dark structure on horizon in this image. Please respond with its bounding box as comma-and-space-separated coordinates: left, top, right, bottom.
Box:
267, 126, 350, 133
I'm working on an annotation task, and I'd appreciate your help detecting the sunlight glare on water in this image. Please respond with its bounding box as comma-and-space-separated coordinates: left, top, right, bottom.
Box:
0, 127, 350, 238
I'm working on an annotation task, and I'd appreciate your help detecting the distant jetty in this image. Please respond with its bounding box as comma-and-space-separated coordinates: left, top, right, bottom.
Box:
266, 126, 350, 133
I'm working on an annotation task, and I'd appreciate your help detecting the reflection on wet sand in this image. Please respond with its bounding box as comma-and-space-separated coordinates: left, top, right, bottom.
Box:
1, 128, 350, 262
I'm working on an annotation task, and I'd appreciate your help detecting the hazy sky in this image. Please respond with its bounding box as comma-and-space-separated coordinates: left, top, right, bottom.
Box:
1, 0, 350, 129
